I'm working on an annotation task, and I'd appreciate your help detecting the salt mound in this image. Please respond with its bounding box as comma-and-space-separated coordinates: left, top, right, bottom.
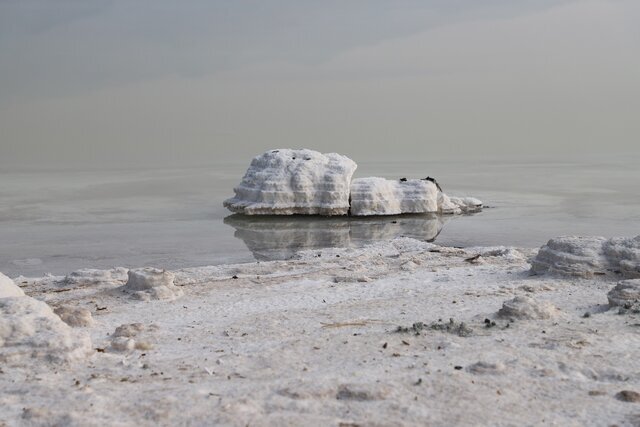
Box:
0, 297, 93, 365
0, 272, 24, 298
531, 235, 640, 278
350, 178, 438, 216
123, 268, 183, 301
54, 306, 94, 327
224, 149, 357, 216
349, 177, 482, 216
497, 296, 559, 320
530, 236, 609, 278
439, 194, 483, 215
603, 236, 640, 278
607, 279, 640, 308
59, 267, 128, 287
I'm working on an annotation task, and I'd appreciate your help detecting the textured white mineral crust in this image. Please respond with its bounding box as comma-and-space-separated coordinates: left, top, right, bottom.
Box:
497, 296, 559, 320
224, 149, 357, 216
225, 149, 483, 217
607, 279, 640, 308
603, 236, 640, 279
53, 306, 94, 328
0, 272, 25, 298
531, 235, 640, 278
0, 297, 92, 365
349, 178, 438, 216
350, 177, 482, 216
58, 268, 128, 287
123, 268, 183, 301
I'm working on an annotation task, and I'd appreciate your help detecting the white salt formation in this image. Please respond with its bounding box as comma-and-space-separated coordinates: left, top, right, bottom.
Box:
0, 272, 24, 298
603, 236, 640, 278
531, 235, 640, 278
224, 149, 482, 217
224, 149, 357, 216
123, 268, 183, 301
350, 177, 482, 216
53, 306, 94, 327
497, 296, 559, 320
350, 178, 437, 216
0, 297, 92, 365
58, 267, 128, 287
607, 279, 640, 308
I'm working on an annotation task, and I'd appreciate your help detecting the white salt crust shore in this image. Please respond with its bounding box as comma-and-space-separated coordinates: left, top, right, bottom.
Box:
2, 237, 640, 426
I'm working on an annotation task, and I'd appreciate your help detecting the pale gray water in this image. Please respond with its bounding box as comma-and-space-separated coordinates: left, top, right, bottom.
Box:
1, 156, 639, 277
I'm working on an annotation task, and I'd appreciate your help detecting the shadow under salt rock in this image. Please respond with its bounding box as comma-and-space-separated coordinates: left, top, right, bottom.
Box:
223, 213, 454, 261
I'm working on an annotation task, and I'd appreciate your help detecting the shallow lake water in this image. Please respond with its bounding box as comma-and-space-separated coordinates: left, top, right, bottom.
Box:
1, 155, 639, 276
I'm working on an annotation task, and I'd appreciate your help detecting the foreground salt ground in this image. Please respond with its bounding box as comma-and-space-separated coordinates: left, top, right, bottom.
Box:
2, 239, 640, 426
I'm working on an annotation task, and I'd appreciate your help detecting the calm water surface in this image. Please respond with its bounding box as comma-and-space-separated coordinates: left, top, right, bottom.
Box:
1, 157, 639, 276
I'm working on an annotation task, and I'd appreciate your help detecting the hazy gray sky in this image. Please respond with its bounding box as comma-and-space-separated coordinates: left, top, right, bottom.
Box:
1, 0, 639, 167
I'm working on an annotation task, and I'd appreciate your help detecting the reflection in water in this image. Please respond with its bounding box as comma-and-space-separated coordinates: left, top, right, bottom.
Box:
223, 214, 450, 261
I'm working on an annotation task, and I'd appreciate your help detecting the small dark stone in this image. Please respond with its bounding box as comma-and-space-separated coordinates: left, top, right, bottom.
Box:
382, 342, 388, 349
454, 366, 463, 370
231, 275, 238, 279
615, 390, 640, 402
583, 312, 591, 318
399, 177, 407, 182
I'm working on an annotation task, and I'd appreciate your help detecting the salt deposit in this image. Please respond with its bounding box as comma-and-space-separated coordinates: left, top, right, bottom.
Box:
0, 297, 92, 365
531, 235, 640, 278
349, 177, 438, 216
123, 267, 183, 300
224, 149, 482, 217
4, 236, 640, 426
0, 272, 24, 298
607, 279, 640, 308
224, 149, 357, 215
603, 236, 640, 278
53, 306, 94, 327
497, 296, 559, 320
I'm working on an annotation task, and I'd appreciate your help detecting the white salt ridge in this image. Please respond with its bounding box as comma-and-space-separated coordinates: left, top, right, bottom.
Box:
123, 268, 183, 301
0, 272, 24, 298
0, 297, 92, 365
224, 149, 357, 216
224, 149, 482, 216
58, 268, 128, 287
531, 235, 640, 278
607, 279, 640, 308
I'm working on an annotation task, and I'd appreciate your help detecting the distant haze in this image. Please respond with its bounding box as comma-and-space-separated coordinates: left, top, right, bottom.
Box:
1, 0, 639, 168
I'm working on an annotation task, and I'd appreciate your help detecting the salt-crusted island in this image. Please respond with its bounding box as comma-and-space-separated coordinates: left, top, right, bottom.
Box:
223, 149, 482, 216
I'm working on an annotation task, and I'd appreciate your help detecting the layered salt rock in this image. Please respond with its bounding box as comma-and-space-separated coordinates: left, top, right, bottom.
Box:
350, 178, 438, 216
607, 279, 640, 308
123, 268, 182, 301
0, 297, 93, 365
58, 267, 128, 287
53, 306, 94, 327
603, 236, 640, 278
497, 296, 559, 320
349, 177, 482, 216
0, 272, 24, 298
531, 235, 640, 278
224, 149, 357, 216
530, 236, 609, 278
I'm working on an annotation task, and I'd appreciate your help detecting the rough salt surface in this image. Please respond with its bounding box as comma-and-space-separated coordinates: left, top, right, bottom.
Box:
224, 149, 357, 216
497, 296, 559, 320
53, 306, 94, 328
0, 297, 92, 365
349, 177, 482, 216
531, 235, 640, 278
0, 272, 24, 298
123, 268, 183, 301
607, 279, 640, 308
